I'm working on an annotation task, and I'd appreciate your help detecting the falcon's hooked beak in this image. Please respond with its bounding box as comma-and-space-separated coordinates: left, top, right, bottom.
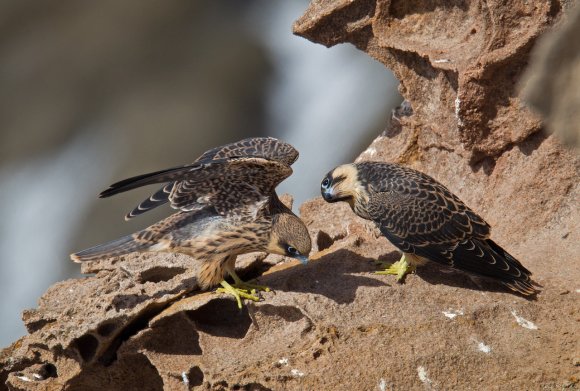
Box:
295, 255, 309, 265
321, 174, 339, 202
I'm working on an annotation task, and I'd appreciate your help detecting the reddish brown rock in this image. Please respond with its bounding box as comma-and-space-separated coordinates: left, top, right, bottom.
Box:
293, 0, 557, 162
2, 1, 579, 390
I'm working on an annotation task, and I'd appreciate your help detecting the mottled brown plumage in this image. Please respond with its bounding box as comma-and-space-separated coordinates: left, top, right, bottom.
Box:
72, 137, 311, 306
103, 137, 299, 220
321, 162, 538, 296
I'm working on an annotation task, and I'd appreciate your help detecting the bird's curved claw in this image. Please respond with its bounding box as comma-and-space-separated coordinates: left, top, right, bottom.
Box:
217, 280, 261, 309
229, 270, 272, 293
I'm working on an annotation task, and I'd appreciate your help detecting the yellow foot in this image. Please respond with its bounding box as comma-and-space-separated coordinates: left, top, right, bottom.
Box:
233, 281, 271, 293
216, 280, 261, 309
229, 270, 271, 294
375, 254, 416, 282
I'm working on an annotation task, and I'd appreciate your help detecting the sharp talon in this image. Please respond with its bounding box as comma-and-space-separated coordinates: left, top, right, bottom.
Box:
229, 270, 272, 294
216, 270, 273, 308
217, 280, 261, 309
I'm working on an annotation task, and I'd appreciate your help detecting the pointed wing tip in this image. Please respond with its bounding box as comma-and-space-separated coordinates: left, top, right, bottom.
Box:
99, 188, 114, 198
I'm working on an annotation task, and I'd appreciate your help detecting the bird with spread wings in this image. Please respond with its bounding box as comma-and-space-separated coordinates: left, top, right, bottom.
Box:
71, 137, 312, 308
321, 162, 539, 296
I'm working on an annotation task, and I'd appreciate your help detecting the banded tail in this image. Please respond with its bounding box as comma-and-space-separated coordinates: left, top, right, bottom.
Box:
443, 237, 539, 296
71, 234, 148, 263
485, 239, 540, 296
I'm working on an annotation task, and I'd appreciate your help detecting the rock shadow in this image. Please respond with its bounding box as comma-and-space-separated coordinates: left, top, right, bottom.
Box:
140, 311, 203, 356
67, 353, 164, 391
348, 248, 535, 299
186, 298, 252, 339
112, 275, 198, 311
258, 248, 385, 305
412, 260, 537, 299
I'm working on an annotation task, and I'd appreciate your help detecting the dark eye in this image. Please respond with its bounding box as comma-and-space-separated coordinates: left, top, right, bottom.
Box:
321, 178, 330, 188
286, 245, 299, 256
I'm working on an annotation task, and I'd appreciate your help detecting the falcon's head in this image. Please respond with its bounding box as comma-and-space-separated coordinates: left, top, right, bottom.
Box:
321, 164, 367, 208
266, 212, 311, 264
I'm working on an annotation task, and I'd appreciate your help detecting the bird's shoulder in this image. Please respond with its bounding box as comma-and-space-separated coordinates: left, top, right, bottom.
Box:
357, 162, 447, 194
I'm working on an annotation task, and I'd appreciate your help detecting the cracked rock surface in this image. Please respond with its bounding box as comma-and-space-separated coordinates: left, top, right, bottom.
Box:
2, 1, 580, 390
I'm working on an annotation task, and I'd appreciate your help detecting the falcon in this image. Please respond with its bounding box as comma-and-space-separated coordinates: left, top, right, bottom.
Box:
320, 162, 538, 296
71, 137, 312, 308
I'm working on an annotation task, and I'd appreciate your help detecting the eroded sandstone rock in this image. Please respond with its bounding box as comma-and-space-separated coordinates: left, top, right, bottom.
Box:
294, 0, 556, 161
2, 1, 579, 390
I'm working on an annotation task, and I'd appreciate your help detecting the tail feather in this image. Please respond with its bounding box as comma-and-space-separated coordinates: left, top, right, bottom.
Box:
459, 238, 540, 296
418, 237, 540, 296
486, 239, 540, 296
71, 234, 147, 263
503, 279, 541, 296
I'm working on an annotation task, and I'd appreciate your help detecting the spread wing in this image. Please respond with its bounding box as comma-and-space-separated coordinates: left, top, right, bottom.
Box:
101, 157, 292, 217
100, 137, 298, 219
167, 157, 292, 216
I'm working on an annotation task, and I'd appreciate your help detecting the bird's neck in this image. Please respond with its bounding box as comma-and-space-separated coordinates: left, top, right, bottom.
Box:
347, 185, 371, 220
352, 198, 372, 220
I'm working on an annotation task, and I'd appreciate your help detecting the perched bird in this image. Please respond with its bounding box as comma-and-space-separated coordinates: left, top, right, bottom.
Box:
320, 162, 538, 296
72, 137, 312, 308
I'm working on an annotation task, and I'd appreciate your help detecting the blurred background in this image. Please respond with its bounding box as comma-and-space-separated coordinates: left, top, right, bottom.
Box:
0, 0, 400, 347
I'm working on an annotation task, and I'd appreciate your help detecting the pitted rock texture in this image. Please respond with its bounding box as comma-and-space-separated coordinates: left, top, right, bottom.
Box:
2, 1, 580, 390
0, 250, 276, 390
2, 204, 578, 390
293, 0, 560, 161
